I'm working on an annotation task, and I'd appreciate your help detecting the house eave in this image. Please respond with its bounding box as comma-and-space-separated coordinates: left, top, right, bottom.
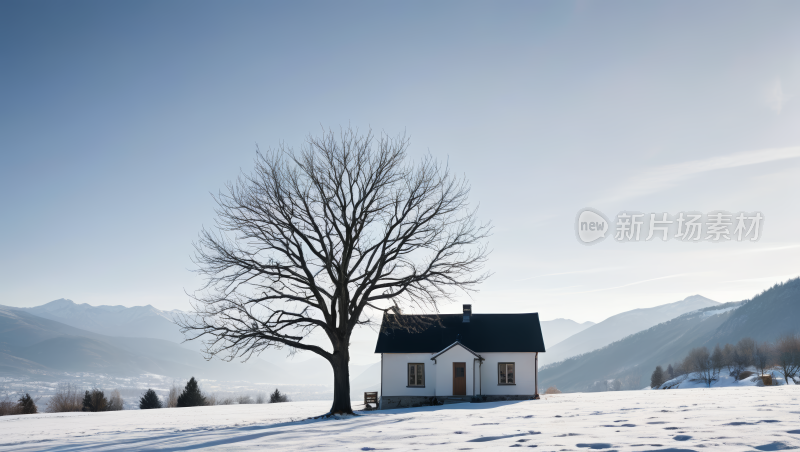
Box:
429, 340, 483, 361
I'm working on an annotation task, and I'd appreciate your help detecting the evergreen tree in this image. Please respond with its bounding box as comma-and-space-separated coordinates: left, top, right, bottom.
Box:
17, 393, 37, 414
139, 389, 162, 409
177, 377, 205, 407
666, 364, 674, 380
269, 388, 288, 403
82, 389, 108, 412
650, 365, 665, 389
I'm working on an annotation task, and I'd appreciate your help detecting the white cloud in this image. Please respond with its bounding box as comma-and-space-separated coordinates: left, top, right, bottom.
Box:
598, 146, 800, 204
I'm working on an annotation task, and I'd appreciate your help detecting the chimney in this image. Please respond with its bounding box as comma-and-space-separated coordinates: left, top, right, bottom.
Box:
462, 304, 472, 323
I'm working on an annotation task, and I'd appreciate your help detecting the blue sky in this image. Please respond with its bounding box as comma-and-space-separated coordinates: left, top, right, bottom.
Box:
2, 0, 799, 327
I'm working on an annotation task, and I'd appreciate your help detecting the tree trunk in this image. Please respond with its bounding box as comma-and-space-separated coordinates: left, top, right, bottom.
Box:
329, 349, 353, 414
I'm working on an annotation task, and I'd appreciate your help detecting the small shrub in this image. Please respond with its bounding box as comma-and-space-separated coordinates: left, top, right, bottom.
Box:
545, 386, 561, 394
469, 394, 486, 403
0, 397, 20, 416
47, 382, 84, 413
236, 395, 253, 405
737, 370, 754, 381
269, 389, 289, 403
255, 392, 266, 404
139, 389, 162, 409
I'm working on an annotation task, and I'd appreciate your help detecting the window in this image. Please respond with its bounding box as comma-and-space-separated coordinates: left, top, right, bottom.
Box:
408, 363, 425, 387
499, 362, 515, 385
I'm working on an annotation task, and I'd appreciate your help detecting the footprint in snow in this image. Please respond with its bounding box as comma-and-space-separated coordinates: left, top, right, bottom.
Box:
575, 443, 613, 449
639, 449, 699, 452
753, 442, 798, 451
673, 435, 692, 441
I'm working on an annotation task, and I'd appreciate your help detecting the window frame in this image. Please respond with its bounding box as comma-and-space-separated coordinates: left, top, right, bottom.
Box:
498, 362, 516, 385
407, 363, 425, 388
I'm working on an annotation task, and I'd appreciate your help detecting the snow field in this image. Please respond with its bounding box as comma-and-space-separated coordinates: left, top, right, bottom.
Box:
1, 386, 799, 451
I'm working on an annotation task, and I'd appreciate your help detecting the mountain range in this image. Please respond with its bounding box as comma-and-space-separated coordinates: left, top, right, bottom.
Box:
0, 301, 378, 396
540, 294, 720, 365
538, 278, 800, 392
0, 306, 285, 381
12, 298, 186, 343
5, 280, 795, 398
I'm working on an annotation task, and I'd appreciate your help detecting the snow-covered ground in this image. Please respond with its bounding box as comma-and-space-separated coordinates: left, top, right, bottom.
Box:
2, 386, 799, 451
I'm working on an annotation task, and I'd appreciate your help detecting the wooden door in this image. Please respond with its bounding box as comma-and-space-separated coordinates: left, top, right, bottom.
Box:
453, 362, 466, 395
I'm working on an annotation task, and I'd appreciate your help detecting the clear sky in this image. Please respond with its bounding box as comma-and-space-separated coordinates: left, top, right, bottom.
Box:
2, 0, 799, 327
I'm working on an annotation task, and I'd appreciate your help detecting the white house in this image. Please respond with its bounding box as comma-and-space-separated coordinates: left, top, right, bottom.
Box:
375, 304, 546, 409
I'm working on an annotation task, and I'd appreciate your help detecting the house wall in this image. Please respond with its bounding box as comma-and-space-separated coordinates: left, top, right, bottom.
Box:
478, 352, 537, 395
379, 350, 539, 409
381, 353, 436, 397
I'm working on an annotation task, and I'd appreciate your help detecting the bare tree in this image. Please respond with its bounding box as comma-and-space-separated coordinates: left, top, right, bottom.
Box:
775, 334, 800, 384
736, 337, 756, 367
687, 346, 718, 387
178, 128, 490, 414
107, 389, 124, 411
711, 344, 726, 376
754, 342, 773, 376
166, 381, 180, 408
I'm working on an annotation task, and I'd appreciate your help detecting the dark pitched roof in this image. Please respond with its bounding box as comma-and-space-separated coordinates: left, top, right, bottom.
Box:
374, 313, 546, 354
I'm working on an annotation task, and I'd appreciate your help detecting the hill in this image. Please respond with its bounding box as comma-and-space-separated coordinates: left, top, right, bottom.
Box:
539, 277, 800, 392
710, 277, 800, 344
0, 306, 286, 382
540, 294, 719, 365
